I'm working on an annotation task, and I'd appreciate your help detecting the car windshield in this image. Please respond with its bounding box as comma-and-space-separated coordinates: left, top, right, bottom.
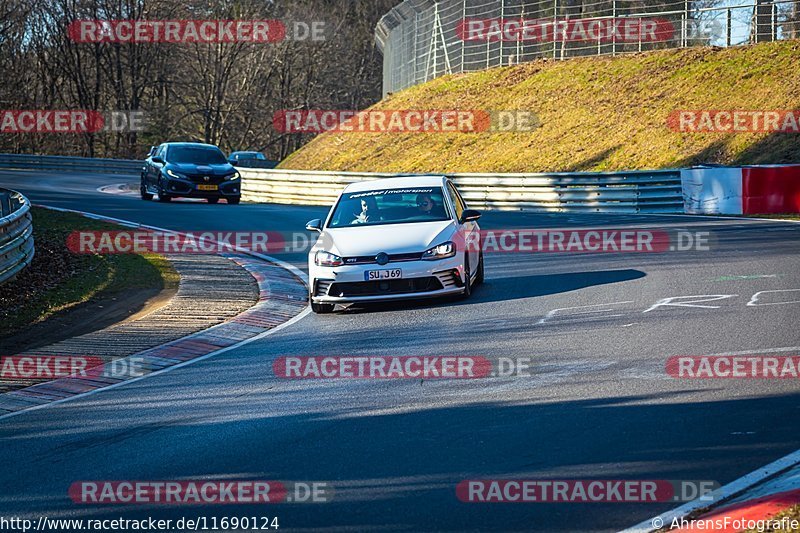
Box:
168, 146, 227, 165
328, 187, 450, 228
234, 152, 264, 160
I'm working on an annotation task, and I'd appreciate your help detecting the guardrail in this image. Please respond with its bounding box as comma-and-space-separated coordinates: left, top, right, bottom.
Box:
0, 153, 142, 175
0, 189, 34, 285
240, 168, 683, 213
0, 152, 684, 212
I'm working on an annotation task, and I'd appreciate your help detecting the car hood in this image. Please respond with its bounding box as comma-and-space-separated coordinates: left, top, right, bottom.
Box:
320, 220, 456, 256
169, 162, 234, 175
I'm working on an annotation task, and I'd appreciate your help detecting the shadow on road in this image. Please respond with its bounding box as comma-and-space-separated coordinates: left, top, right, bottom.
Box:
341, 268, 646, 314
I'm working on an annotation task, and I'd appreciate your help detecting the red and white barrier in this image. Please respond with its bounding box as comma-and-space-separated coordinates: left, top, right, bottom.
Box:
681, 165, 800, 215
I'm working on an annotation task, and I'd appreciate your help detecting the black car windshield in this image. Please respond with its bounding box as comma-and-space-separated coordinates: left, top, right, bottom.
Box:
168, 146, 227, 165
234, 152, 264, 160
328, 187, 450, 227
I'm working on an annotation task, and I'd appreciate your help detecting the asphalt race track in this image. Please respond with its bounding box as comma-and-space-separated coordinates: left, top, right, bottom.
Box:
0, 169, 799, 532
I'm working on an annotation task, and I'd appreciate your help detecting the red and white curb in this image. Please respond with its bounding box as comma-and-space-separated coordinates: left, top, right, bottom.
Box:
621, 449, 800, 532
0, 207, 310, 421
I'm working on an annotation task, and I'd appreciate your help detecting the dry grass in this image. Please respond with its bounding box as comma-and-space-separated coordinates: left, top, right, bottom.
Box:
282, 41, 800, 173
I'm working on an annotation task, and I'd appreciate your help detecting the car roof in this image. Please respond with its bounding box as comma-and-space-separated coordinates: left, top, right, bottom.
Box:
343, 175, 447, 193
163, 142, 220, 149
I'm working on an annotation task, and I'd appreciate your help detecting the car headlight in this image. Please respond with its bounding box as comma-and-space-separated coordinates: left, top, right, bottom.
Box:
315, 250, 343, 267
224, 172, 240, 181
166, 169, 186, 180
422, 241, 456, 260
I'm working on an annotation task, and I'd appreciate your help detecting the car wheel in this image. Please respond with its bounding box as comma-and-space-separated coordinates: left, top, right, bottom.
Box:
310, 290, 334, 314
460, 254, 472, 299
157, 180, 172, 202
228, 197, 241, 205
207, 197, 219, 204
475, 250, 484, 285
140, 179, 153, 201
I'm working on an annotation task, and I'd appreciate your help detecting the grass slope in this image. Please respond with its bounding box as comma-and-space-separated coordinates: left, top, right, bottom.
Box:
0, 207, 179, 338
282, 40, 800, 173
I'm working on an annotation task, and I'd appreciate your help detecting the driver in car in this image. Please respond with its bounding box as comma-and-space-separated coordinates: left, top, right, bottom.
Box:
416, 193, 436, 215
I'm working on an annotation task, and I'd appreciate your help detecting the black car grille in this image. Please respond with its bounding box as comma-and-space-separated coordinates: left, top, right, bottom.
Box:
435, 269, 463, 289
314, 279, 334, 297
186, 175, 225, 185
342, 252, 423, 265
327, 277, 443, 297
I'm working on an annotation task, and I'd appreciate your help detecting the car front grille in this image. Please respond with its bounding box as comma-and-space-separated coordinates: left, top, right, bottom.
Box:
342, 252, 423, 265
327, 277, 443, 297
186, 175, 225, 185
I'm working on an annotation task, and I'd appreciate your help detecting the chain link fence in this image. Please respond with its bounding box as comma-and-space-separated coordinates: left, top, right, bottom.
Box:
375, 0, 800, 94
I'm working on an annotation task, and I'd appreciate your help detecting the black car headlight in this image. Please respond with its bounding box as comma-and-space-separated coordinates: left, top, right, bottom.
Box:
224, 172, 240, 181
422, 241, 456, 260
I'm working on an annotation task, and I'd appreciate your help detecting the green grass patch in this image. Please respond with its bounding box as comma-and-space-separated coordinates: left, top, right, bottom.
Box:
0, 207, 179, 338
282, 41, 800, 173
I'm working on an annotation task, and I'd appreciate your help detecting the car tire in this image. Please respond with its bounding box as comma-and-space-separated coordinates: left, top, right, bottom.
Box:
207, 197, 219, 204
311, 302, 335, 314
228, 197, 241, 205
157, 180, 172, 202
310, 290, 334, 314
140, 180, 153, 201
475, 250, 484, 285
460, 254, 472, 299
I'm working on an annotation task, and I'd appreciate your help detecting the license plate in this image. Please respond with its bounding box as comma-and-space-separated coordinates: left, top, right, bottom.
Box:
365, 269, 402, 281
197, 184, 218, 191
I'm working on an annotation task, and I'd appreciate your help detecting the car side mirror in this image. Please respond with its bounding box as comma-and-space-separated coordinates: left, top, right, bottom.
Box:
460, 209, 481, 223
305, 219, 322, 232
151, 156, 164, 164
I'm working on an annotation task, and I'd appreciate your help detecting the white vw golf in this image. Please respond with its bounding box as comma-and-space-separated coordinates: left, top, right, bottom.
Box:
305, 176, 484, 313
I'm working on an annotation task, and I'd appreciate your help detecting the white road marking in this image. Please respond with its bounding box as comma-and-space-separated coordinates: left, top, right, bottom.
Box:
536, 301, 634, 325
747, 289, 800, 307
642, 294, 737, 313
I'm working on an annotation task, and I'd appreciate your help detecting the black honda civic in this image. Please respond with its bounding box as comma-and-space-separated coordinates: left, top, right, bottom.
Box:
141, 142, 241, 204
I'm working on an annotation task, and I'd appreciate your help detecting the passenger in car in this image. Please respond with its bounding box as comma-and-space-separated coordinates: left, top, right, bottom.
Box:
352, 196, 381, 224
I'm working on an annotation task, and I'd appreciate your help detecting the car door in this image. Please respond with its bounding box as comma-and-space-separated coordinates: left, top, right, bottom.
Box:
147, 144, 166, 187
446, 181, 480, 271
